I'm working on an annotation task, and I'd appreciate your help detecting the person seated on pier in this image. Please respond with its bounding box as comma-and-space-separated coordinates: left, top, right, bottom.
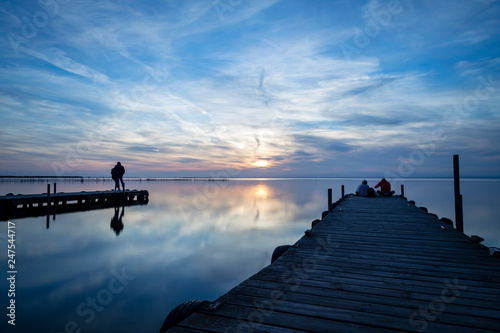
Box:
356, 180, 369, 196
375, 178, 395, 197
112, 162, 125, 191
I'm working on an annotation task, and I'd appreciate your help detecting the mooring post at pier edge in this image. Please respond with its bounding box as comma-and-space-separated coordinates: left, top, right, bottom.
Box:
341, 185, 345, 198
47, 184, 51, 209
453, 154, 464, 232
328, 188, 332, 212
46, 184, 51, 229
401, 184, 404, 197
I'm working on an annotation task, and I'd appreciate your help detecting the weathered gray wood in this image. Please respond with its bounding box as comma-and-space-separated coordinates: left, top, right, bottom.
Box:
233, 279, 500, 321
181, 305, 405, 333
166, 196, 500, 332
219, 290, 498, 332
0, 189, 149, 220
165, 327, 210, 333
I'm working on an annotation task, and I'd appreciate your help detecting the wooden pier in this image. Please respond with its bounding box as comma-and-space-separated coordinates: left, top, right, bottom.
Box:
0, 189, 149, 220
163, 195, 500, 332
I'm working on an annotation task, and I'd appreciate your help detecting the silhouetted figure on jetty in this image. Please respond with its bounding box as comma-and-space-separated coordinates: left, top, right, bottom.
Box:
111, 162, 125, 191
375, 178, 395, 197
110, 205, 124, 235
356, 180, 369, 196
356, 180, 377, 197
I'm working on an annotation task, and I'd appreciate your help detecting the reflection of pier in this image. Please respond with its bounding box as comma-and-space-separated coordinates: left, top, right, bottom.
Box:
0, 189, 149, 220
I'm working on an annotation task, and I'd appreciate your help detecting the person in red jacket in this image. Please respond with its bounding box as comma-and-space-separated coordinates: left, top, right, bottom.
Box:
375, 178, 395, 197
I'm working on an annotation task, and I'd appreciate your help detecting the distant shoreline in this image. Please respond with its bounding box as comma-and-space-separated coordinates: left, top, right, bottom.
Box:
1, 176, 499, 181
0, 176, 84, 178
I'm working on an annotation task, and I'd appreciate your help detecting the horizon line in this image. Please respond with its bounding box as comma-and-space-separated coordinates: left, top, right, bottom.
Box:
1, 175, 500, 180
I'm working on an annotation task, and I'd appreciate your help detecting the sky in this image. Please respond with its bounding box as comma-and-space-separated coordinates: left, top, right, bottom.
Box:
1, 0, 499, 178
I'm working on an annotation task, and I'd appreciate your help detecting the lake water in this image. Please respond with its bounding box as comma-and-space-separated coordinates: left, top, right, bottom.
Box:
1, 178, 499, 333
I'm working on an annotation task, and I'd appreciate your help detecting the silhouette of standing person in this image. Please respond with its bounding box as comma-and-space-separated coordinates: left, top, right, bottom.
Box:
110, 205, 124, 235
111, 162, 125, 191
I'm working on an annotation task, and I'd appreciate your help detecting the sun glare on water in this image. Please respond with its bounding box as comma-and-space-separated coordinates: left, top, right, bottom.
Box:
252, 160, 269, 167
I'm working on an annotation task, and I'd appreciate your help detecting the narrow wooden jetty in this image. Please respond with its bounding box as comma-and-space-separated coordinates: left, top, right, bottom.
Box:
164, 195, 500, 332
0, 189, 149, 220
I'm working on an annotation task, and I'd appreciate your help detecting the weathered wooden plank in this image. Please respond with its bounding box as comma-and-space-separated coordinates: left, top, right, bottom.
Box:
220, 289, 500, 332
261, 262, 500, 293
216, 292, 497, 333
231, 279, 500, 321
254, 264, 500, 299
245, 270, 500, 308
285, 238, 495, 263
182, 305, 404, 333
166, 326, 212, 333
272, 247, 500, 281
283, 245, 497, 268
274, 247, 500, 275
177, 312, 308, 333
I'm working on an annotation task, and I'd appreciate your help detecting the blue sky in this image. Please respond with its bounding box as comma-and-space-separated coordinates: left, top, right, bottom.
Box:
1, 0, 499, 178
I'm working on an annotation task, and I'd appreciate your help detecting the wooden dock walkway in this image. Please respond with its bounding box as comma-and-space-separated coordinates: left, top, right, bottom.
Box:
164, 195, 500, 332
0, 189, 149, 220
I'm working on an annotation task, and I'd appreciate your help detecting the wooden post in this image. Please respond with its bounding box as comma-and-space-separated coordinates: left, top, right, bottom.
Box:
453, 155, 464, 232
46, 184, 51, 223
401, 184, 405, 198
328, 188, 332, 212
341, 185, 345, 199
53, 182, 58, 209
47, 184, 51, 209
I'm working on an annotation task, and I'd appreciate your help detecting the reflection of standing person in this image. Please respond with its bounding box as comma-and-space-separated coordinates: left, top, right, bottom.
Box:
110, 205, 124, 235
111, 162, 125, 191
375, 178, 395, 197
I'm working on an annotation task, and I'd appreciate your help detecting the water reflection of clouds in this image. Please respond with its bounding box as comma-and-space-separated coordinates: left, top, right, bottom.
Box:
133, 182, 306, 236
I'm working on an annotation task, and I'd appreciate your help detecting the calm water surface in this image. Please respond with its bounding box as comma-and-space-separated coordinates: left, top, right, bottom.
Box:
0, 178, 498, 333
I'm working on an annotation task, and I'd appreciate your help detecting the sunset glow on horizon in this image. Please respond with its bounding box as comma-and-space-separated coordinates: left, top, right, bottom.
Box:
252, 160, 271, 168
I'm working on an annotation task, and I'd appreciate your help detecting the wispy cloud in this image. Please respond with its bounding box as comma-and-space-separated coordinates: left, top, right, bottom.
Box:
23, 47, 110, 83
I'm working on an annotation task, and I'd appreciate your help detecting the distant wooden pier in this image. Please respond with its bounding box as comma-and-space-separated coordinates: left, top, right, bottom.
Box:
163, 195, 500, 332
0, 189, 149, 220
